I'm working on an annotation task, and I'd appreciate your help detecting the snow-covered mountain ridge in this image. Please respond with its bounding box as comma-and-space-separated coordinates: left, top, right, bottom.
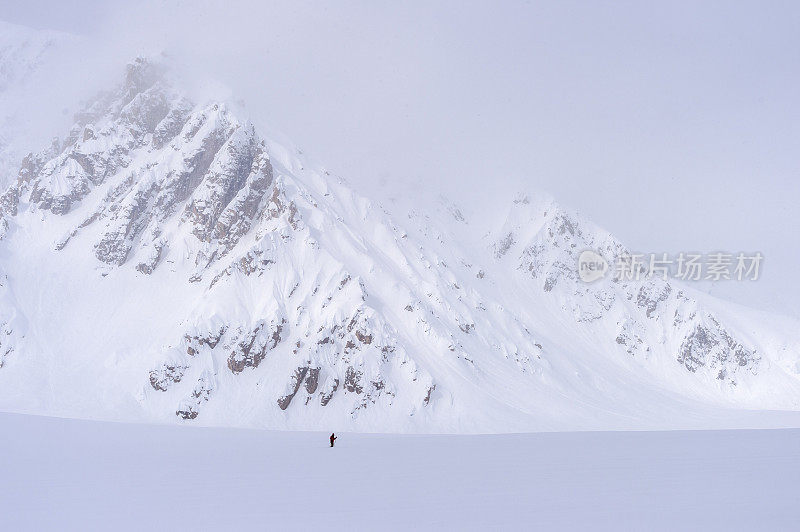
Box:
0, 58, 799, 432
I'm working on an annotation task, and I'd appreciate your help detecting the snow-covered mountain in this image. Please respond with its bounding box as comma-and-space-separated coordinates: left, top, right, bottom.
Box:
1, 58, 799, 432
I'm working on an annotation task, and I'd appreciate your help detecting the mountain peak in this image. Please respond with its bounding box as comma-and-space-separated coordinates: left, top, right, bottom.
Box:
0, 61, 798, 431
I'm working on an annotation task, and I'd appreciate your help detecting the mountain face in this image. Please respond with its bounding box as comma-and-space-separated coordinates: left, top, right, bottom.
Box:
0, 58, 799, 432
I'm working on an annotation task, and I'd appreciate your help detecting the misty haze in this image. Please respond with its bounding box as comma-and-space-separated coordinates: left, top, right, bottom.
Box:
0, 1, 798, 530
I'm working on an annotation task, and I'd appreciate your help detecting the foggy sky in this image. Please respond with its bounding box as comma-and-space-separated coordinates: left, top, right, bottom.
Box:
2, 0, 798, 316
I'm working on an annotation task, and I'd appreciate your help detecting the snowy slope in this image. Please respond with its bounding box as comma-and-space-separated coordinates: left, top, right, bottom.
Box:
1, 58, 799, 432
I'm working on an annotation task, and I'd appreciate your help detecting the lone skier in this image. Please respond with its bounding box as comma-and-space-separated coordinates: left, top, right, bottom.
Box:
330, 433, 337, 447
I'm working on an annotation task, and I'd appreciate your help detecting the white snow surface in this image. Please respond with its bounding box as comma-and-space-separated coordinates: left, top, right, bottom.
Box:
0, 58, 800, 433
1, 412, 799, 531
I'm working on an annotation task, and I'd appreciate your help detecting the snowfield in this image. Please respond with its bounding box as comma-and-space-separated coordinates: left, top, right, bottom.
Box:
1, 412, 799, 530
1, 13, 799, 532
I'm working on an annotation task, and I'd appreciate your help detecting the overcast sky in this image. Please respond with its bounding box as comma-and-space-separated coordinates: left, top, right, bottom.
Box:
1, 0, 798, 316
